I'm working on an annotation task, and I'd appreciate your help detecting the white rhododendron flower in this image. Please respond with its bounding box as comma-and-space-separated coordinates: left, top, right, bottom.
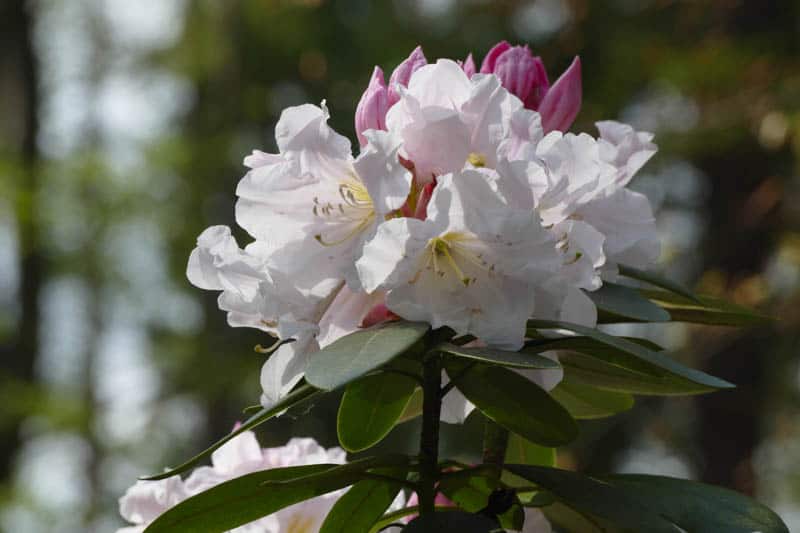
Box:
117, 432, 355, 533
356, 170, 560, 350
186, 42, 660, 412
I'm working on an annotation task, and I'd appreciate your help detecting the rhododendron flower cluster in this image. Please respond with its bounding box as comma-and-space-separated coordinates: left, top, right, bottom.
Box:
117, 432, 350, 533
187, 43, 659, 413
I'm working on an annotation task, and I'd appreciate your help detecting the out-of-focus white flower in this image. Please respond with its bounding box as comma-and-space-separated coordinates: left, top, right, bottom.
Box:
117, 432, 350, 533
357, 169, 560, 350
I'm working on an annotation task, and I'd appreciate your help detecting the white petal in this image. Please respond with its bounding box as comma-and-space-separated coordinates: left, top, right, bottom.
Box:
186, 226, 266, 299
596, 120, 657, 187
275, 103, 352, 165
118, 477, 188, 525
260, 333, 319, 408
356, 217, 438, 293
440, 371, 475, 424
554, 220, 606, 291
515, 352, 564, 392
354, 129, 412, 215
210, 431, 263, 475
317, 286, 385, 348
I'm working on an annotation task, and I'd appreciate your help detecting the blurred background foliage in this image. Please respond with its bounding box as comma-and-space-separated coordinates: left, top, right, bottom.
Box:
0, 0, 799, 531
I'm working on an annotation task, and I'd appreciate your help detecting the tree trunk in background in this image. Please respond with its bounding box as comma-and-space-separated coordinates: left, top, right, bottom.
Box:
0, 0, 41, 481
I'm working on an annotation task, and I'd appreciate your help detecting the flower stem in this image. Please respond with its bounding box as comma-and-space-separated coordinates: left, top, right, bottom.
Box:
482, 418, 509, 479
418, 353, 442, 516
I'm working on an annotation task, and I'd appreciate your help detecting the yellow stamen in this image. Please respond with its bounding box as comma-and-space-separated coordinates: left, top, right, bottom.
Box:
467, 152, 487, 167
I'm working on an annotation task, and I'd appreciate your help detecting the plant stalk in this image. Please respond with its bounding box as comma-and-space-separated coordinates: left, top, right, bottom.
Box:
482, 418, 509, 479
418, 353, 442, 516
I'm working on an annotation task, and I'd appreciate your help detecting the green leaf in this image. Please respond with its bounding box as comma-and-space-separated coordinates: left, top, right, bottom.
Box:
436, 343, 562, 369
306, 321, 429, 390
502, 432, 557, 491
438, 468, 524, 530
444, 360, 578, 447
145, 455, 410, 533
549, 378, 634, 419
337, 372, 418, 452
640, 289, 772, 326
527, 320, 735, 392
141, 384, 319, 480
319, 468, 406, 533
397, 387, 424, 423
560, 350, 719, 395
586, 282, 671, 323
504, 465, 790, 533
618, 264, 699, 302
401, 511, 500, 532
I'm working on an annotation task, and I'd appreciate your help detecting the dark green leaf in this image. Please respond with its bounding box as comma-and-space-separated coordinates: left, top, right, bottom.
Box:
505, 465, 790, 533
502, 432, 557, 492
436, 343, 561, 369
444, 360, 578, 447
549, 378, 634, 419
560, 350, 719, 395
337, 372, 418, 452
587, 282, 671, 323
527, 320, 734, 392
438, 468, 524, 530
618, 264, 700, 302
145, 455, 410, 533
142, 384, 319, 480
397, 387, 423, 423
640, 289, 772, 326
401, 511, 500, 532
320, 468, 406, 533
306, 321, 429, 390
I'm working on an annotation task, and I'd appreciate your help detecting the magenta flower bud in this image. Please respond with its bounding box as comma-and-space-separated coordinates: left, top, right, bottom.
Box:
354, 66, 389, 146
524, 56, 550, 110
388, 46, 427, 106
492, 45, 542, 105
538, 56, 582, 133
462, 53, 476, 78
479, 40, 510, 73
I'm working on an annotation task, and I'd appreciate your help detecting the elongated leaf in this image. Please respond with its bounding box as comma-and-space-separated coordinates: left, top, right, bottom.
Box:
587, 282, 671, 323
306, 321, 429, 390
436, 343, 561, 369
397, 387, 423, 423
549, 378, 634, 419
618, 264, 699, 302
560, 350, 718, 395
438, 468, 524, 530
402, 511, 499, 532
640, 289, 772, 326
320, 468, 406, 533
527, 320, 734, 392
145, 455, 410, 533
502, 432, 556, 494
337, 372, 417, 452
505, 465, 789, 533
444, 360, 578, 447
142, 384, 319, 480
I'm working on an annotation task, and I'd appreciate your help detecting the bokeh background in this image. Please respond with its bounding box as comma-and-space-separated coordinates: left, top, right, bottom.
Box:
1, 0, 799, 531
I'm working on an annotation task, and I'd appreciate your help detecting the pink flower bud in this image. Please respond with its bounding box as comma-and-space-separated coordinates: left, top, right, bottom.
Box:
355, 66, 389, 146
388, 46, 427, 106
538, 56, 582, 133
524, 56, 550, 110
492, 45, 541, 106
480, 40, 511, 74
462, 53, 476, 78
360, 302, 399, 328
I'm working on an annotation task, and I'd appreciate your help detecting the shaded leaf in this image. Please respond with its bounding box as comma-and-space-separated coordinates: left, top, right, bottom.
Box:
587, 282, 671, 323
401, 511, 499, 532
320, 468, 406, 533
640, 289, 772, 327
527, 320, 734, 392
337, 372, 418, 452
505, 465, 789, 533
142, 384, 319, 480
618, 264, 699, 302
306, 321, 429, 391
145, 455, 410, 533
549, 378, 634, 419
436, 343, 561, 369
444, 360, 578, 447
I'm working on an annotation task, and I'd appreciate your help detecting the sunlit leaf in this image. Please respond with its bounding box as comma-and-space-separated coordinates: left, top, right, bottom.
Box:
320, 468, 406, 533
306, 321, 429, 390
549, 377, 635, 419
337, 372, 418, 452
640, 289, 772, 326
